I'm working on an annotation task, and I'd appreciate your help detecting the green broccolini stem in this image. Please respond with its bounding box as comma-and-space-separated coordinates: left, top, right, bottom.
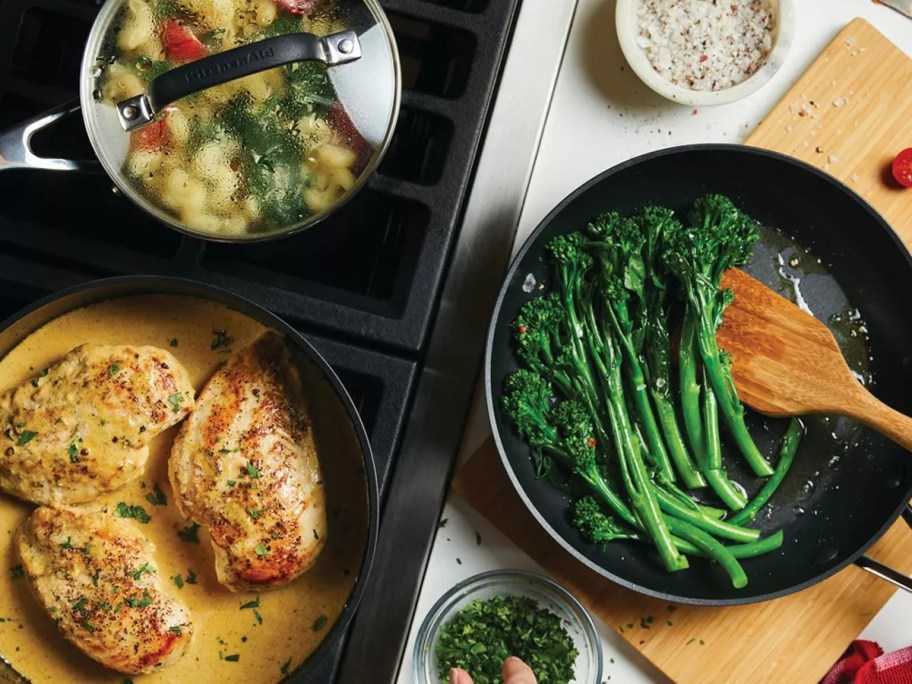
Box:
652, 393, 707, 489
664, 516, 748, 589
730, 418, 804, 526
696, 312, 775, 477
678, 311, 705, 466
653, 486, 758, 543
701, 367, 748, 511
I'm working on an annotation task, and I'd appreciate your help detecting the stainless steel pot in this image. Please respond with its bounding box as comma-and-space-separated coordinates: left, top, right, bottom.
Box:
0, 275, 380, 682
0, 0, 400, 243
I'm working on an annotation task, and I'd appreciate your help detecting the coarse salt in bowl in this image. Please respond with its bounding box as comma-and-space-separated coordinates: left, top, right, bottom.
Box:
616, 0, 795, 106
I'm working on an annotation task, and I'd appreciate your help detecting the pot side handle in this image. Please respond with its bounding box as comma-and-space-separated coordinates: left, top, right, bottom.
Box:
855, 503, 912, 594
116, 30, 361, 133
0, 100, 100, 173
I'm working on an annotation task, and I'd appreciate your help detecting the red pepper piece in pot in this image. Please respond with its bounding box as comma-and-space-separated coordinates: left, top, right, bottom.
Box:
130, 113, 169, 151
331, 102, 371, 175
161, 20, 208, 63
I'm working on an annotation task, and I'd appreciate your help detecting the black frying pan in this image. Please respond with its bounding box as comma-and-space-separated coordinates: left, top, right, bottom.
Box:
486, 145, 912, 605
0, 276, 379, 681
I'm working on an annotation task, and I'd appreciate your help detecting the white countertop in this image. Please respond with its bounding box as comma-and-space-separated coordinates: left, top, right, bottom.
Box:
396, 1, 912, 682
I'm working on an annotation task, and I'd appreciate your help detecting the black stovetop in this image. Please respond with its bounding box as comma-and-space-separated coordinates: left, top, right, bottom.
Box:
0, 0, 521, 679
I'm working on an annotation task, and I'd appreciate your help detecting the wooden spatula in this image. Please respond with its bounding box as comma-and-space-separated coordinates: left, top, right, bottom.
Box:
717, 268, 912, 452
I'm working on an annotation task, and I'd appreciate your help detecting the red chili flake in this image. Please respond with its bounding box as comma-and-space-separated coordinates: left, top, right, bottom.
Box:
517, 325, 528, 334
699, 54, 708, 63
586, 438, 597, 448
691, 109, 698, 116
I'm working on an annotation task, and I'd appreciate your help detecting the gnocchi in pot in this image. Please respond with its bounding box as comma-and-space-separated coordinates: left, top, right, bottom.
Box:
97, 0, 370, 237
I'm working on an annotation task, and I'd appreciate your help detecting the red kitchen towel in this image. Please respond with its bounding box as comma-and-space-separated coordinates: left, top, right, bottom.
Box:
821, 640, 912, 684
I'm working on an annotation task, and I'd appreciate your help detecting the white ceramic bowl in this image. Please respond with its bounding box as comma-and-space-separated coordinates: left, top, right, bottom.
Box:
616, 0, 795, 106
413, 570, 603, 684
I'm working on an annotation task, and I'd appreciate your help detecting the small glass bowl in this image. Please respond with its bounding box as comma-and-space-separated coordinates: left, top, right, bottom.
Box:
413, 570, 603, 684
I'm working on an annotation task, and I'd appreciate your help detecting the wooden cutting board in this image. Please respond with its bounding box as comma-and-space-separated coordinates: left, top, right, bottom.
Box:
451, 19, 912, 684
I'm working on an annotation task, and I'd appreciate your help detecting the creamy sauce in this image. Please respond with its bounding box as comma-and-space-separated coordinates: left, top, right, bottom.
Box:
0, 295, 368, 683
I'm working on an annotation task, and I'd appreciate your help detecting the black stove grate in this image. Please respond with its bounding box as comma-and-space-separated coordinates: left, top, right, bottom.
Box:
0, 0, 521, 678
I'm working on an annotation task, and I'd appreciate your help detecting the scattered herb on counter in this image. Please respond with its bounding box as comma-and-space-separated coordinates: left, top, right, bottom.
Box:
168, 392, 183, 414
223, 653, 240, 662
211, 329, 234, 351
253, 609, 263, 625
115, 502, 151, 524
31, 368, 48, 387
146, 483, 167, 507
240, 597, 260, 610
475, 532, 482, 546
17, 430, 38, 446
178, 523, 200, 544
123, 679, 135, 684
109, 361, 121, 376
311, 615, 327, 632
437, 518, 448, 530
686, 638, 695, 646
185, 569, 198, 584
434, 595, 577, 684
10, 565, 23, 580
169, 338, 179, 348
281, 658, 292, 675
173, 574, 184, 589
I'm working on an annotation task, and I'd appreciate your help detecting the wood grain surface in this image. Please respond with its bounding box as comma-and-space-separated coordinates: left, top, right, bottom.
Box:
451, 19, 912, 684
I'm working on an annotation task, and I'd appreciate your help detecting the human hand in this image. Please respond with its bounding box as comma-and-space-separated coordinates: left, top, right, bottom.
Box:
449, 656, 537, 684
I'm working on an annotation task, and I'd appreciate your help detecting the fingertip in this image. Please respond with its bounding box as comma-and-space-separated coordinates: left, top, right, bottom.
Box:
450, 667, 473, 684
502, 657, 537, 684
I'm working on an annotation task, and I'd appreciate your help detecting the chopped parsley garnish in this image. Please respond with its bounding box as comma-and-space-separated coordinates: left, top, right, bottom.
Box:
239, 597, 260, 610
185, 569, 197, 585
168, 392, 183, 414
31, 368, 49, 387
82, 620, 96, 633
254, 543, 269, 556
311, 615, 327, 632
219, 447, 240, 454
247, 509, 260, 520
224, 654, 240, 662
17, 430, 38, 446
10, 565, 23, 580
123, 679, 134, 684
253, 609, 263, 625
72, 598, 87, 612
82, 544, 91, 556
130, 563, 156, 581
92, 572, 100, 587
169, 338, 179, 348
313, 529, 319, 540
125, 590, 153, 608
68, 442, 79, 463
227, 480, 237, 488
109, 361, 121, 376
244, 461, 262, 479
145, 483, 167, 506
115, 502, 151, 524
203, 450, 214, 457
433, 595, 577, 684
169, 625, 183, 634
100, 601, 112, 611
173, 574, 184, 589
211, 329, 233, 351
177, 523, 200, 544
59, 537, 75, 550
280, 659, 292, 675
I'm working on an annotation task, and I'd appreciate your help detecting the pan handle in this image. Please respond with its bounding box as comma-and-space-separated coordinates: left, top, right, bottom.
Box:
115, 30, 361, 132
0, 100, 100, 173
854, 503, 912, 594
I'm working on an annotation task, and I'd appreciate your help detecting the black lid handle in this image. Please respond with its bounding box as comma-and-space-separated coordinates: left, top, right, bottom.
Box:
116, 29, 361, 132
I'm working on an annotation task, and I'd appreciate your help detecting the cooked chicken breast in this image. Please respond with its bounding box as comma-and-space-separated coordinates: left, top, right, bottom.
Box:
0, 344, 194, 506
169, 331, 327, 592
16, 506, 193, 675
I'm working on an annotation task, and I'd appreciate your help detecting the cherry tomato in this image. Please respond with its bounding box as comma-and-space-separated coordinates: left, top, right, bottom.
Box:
274, 0, 318, 15
130, 111, 169, 151
892, 148, 912, 188
161, 20, 208, 63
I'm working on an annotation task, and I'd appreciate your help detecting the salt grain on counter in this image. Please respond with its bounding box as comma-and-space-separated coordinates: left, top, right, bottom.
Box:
636, 0, 775, 91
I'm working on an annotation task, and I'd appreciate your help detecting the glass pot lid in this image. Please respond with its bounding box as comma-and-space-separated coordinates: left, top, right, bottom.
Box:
80, 0, 400, 242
